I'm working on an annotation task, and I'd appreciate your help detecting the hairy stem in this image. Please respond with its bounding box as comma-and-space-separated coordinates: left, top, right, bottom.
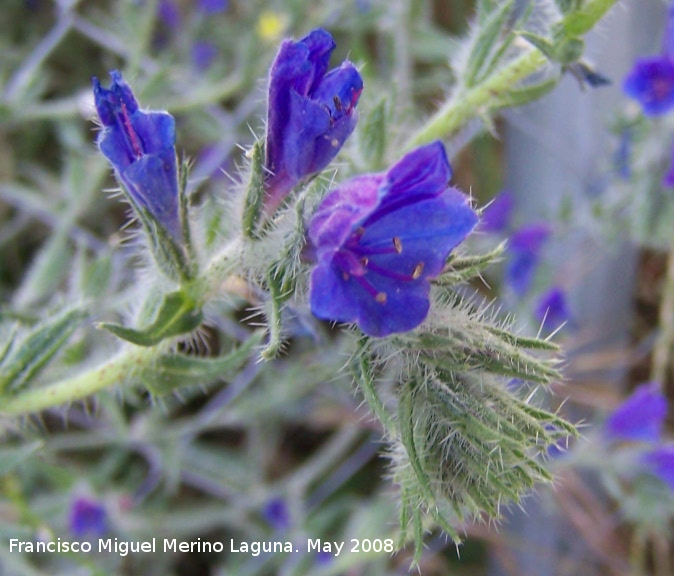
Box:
1, 347, 156, 415
1, 241, 242, 416
407, 0, 618, 147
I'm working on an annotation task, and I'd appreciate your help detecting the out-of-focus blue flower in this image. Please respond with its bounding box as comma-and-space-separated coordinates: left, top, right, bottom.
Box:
69, 498, 107, 538
604, 382, 667, 443
624, 2, 674, 115
308, 142, 478, 337
92, 71, 182, 242
198, 0, 228, 14
479, 191, 514, 233
505, 224, 550, 297
624, 57, 674, 116
315, 550, 334, 565
535, 287, 571, 331
265, 28, 363, 214
158, 0, 181, 30
262, 497, 291, 530
192, 41, 218, 71
642, 446, 674, 490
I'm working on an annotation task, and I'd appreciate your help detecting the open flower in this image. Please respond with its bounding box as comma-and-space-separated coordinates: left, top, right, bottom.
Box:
69, 497, 108, 538
92, 71, 182, 243
505, 223, 550, 297
604, 382, 667, 443
308, 142, 477, 337
624, 57, 674, 116
265, 28, 363, 214
535, 286, 571, 332
624, 2, 674, 115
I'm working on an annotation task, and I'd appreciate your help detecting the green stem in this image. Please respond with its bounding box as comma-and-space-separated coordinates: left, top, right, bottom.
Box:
407, 0, 618, 147
1, 347, 156, 415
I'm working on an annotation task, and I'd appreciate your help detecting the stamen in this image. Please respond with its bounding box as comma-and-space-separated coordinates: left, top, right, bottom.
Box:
360, 257, 369, 266
342, 272, 350, 281
333, 95, 343, 112
412, 262, 424, 279
366, 261, 419, 282
119, 101, 143, 159
375, 292, 387, 304
393, 237, 403, 254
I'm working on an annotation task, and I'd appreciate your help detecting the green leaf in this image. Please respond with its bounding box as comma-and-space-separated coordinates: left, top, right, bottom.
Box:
464, 0, 515, 88
12, 228, 73, 309
242, 139, 266, 239
0, 308, 86, 394
437, 242, 506, 285
98, 290, 202, 347
562, 0, 616, 36
352, 342, 396, 436
260, 269, 288, 360
137, 206, 193, 283
0, 441, 42, 475
140, 330, 264, 395
491, 77, 559, 109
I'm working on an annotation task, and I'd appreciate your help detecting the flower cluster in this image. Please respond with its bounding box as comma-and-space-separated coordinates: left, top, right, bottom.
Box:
308, 142, 478, 337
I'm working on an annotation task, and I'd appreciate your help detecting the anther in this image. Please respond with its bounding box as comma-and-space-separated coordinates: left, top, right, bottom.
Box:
342, 272, 350, 281
412, 262, 424, 279
333, 95, 343, 112
360, 257, 369, 267
375, 292, 387, 304
393, 237, 403, 254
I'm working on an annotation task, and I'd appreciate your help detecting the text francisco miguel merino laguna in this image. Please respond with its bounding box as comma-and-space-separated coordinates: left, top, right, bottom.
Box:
8, 537, 355, 557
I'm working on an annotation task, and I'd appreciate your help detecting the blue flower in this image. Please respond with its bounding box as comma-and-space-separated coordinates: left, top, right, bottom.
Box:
642, 446, 674, 490
504, 224, 550, 297
92, 71, 182, 242
479, 191, 514, 233
192, 41, 218, 72
534, 287, 571, 331
262, 497, 291, 530
308, 142, 478, 337
604, 382, 667, 443
265, 28, 363, 214
158, 0, 181, 31
69, 497, 107, 538
624, 57, 674, 116
197, 0, 228, 14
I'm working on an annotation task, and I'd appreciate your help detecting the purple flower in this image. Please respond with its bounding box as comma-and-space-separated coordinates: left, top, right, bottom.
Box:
642, 446, 674, 490
505, 224, 550, 296
534, 287, 571, 330
265, 28, 363, 214
198, 0, 228, 14
604, 382, 667, 443
92, 71, 182, 242
624, 57, 674, 116
308, 142, 478, 337
192, 41, 218, 72
69, 498, 107, 538
479, 191, 514, 233
262, 497, 291, 530
158, 0, 181, 30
